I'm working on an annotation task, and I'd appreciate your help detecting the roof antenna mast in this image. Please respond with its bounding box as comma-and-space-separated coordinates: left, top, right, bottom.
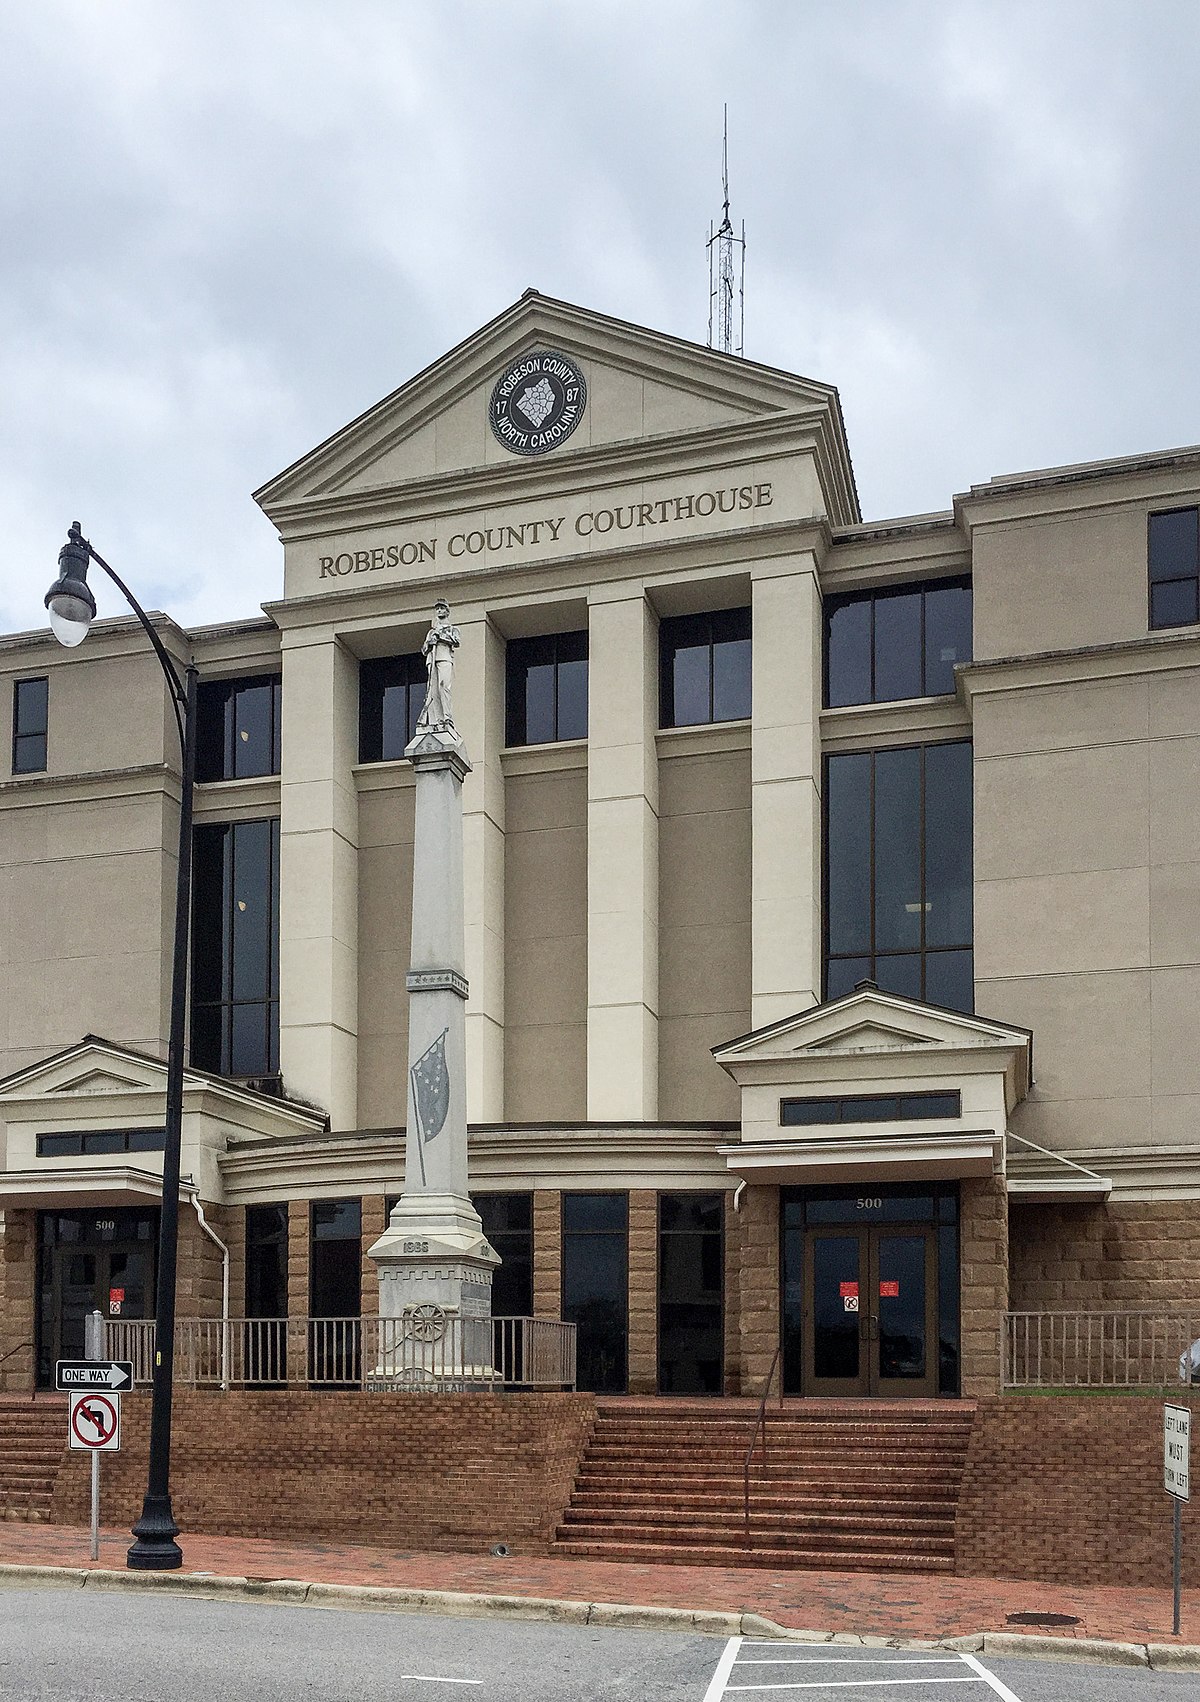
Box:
707, 104, 746, 357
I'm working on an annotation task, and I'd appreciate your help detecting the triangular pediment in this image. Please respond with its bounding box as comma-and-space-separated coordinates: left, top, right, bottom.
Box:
56, 1066, 155, 1096
254, 290, 858, 520
713, 988, 1032, 1072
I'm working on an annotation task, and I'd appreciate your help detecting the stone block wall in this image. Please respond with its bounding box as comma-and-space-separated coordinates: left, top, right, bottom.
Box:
52, 1389, 598, 1555
735, 1184, 780, 1396
287, 1198, 309, 1317
532, 1189, 561, 1319
627, 1189, 657, 1393
1010, 1199, 1200, 1310
956, 1394, 1200, 1587
960, 1175, 1008, 1397
0, 1210, 36, 1392
360, 1192, 387, 1315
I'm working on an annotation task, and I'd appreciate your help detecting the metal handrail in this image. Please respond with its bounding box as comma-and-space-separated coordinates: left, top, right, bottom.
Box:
1005, 1310, 1200, 1389
742, 1343, 783, 1548
0, 1341, 32, 1372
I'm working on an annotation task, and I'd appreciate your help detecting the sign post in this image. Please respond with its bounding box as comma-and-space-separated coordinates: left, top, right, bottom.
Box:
1164, 1403, 1190, 1637
66, 1387, 122, 1563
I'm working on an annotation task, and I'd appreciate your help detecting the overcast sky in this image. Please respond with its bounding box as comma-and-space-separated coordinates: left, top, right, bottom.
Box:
2, 0, 1199, 636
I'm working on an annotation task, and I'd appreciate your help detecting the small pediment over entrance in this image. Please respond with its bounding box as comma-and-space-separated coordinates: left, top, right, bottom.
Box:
712, 989, 1033, 1186
713, 987, 1031, 1087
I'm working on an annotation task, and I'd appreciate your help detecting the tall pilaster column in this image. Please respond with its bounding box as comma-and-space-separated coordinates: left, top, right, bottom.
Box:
278, 630, 359, 1129
586, 588, 659, 1119
455, 613, 505, 1123
751, 558, 823, 1028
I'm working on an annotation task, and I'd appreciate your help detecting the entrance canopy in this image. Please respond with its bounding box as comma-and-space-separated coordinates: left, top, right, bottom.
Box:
0, 1035, 328, 1209
712, 986, 1032, 1185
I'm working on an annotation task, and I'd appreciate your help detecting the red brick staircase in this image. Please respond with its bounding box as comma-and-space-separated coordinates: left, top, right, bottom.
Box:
554, 1398, 975, 1571
0, 1398, 66, 1522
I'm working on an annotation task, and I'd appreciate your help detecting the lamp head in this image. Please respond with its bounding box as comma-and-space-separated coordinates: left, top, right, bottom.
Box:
45, 523, 97, 647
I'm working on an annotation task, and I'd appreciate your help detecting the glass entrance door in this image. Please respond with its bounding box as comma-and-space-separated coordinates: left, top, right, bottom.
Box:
802, 1226, 937, 1397
36, 1210, 158, 1385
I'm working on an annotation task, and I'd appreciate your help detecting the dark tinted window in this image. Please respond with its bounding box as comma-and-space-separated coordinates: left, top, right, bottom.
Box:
825, 580, 971, 707
245, 1203, 288, 1318
506, 631, 588, 746
781, 1092, 960, 1126
660, 607, 751, 727
36, 1129, 166, 1157
196, 675, 282, 781
190, 818, 280, 1079
562, 1192, 627, 1393
658, 1192, 723, 1394
359, 653, 425, 761
1149, 508, 1200, 630
12, 677, 48, 774
474, 1192, 533, 1317
824, 741, 973, 1012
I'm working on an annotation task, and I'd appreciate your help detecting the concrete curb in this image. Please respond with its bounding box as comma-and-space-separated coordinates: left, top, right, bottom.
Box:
0, 1561, 1196, 1667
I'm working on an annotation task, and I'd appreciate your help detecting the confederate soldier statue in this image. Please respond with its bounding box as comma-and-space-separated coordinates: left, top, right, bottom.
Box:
416, 599, 461, 736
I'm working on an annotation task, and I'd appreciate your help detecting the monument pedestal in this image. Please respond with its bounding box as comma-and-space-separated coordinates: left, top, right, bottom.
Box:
367, 725, 499, 1388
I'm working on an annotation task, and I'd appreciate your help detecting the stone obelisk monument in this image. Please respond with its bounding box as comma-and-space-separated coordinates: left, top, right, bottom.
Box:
368, 600, 499, 1382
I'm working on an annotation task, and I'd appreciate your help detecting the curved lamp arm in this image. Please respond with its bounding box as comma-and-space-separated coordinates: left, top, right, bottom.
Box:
46, 522, 190, 752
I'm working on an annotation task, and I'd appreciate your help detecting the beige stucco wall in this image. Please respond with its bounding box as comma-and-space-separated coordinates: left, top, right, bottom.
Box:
503, 763, 587, 1121
356, 771, 416, 1129
657, 741, 751, 1121
972, 650, 1200, 1160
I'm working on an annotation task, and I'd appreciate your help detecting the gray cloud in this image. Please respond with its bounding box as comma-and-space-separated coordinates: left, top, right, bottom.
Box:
2, 0, 1199, 634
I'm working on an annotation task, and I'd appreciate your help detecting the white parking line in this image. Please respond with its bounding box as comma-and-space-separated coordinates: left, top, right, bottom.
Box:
704, 1640, 1025, 1701
702, 1635, 744, 1702
957, 1653, 1025, 1702
396, 1679, 483, 1687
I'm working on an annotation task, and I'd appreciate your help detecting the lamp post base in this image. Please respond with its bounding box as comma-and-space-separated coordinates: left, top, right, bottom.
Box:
127, 1494, 183, 1570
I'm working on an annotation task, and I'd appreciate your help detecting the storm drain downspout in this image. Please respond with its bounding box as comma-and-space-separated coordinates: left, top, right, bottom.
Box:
186, 1185, 230, 1389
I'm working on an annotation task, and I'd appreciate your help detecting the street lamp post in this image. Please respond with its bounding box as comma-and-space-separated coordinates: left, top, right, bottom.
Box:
46, 522, 197, 1570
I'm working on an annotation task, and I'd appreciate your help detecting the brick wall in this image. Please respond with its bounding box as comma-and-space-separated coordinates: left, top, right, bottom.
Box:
627, 1190, 657, 1394
0, 1210, 36, 1392
960, 1175, 1007, 1397
1010, 1199, 1200, 1310
52, 1390, 597, 1554
956, 1394, 1200, 1587
532, 1189, 560, 1319
360, 1193, 387, 1316
736, 1184, 780, 1396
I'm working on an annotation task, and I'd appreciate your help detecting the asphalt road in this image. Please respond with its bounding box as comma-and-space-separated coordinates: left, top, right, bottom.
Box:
0, 1588, 1193, 1702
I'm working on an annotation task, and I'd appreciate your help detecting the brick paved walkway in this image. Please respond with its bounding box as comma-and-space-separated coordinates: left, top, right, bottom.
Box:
0, 1522, 1193, 1647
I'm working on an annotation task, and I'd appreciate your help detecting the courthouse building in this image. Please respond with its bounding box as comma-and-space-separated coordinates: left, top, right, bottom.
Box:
2, 290, 1199, 1403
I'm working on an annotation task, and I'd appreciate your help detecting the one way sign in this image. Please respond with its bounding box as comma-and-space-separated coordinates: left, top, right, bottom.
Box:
55, 1360, 134, 1394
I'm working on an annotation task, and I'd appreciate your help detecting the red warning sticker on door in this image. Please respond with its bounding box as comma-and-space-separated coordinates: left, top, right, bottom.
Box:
109, 1288, 124, 1315
879, 1280, 900, 1298
839, 1281, 859, 1298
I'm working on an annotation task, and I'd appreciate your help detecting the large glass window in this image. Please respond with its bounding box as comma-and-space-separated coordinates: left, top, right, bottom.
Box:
310, 1199, 361, 1385
474, 1192, 533, 1317
658, 1193, 723, 1394
659, 607, 751, 727
506, 631, 588, 746
1148, 508, 1200, 630
825, 580, 971, 707
190, 818, 280, 1079
562, 1192, 628, 1394
359, 653, 425, 761
196, 674, 282, 782
825, 740, 973, 1012
12, 677, 48, 774
245, 1204, 288, 1319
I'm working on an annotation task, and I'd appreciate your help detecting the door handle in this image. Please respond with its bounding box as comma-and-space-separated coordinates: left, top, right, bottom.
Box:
868, 1313, 880, 1342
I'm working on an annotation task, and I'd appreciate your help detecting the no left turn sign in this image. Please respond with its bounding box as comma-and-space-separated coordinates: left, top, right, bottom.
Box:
68, 1390, 121, 1452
